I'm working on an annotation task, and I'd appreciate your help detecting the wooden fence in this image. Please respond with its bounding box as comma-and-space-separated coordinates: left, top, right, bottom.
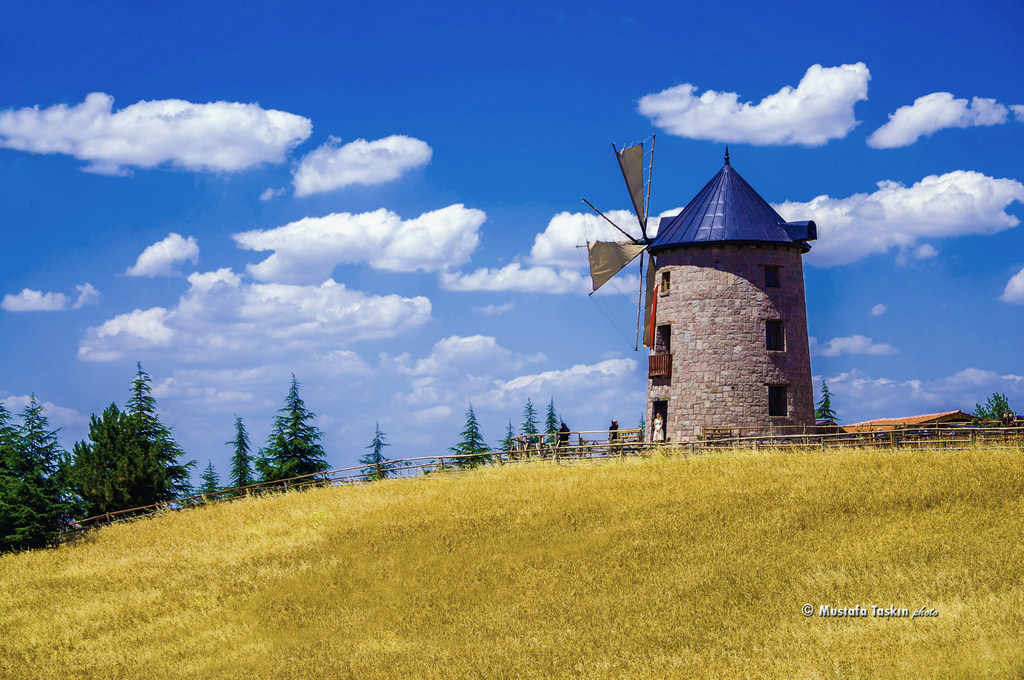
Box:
61, 425, 1024, 540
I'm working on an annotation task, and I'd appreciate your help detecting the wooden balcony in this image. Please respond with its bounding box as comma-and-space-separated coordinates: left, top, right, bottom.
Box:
649, 353, 671, 379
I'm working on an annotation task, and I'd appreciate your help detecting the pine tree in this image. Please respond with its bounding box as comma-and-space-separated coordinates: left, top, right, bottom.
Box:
126, 364, 194, 498
499, 419, 515, 452
71, 366, 195, 516
359, 422, 394, 481
521, 398, 539, 445
199, 461, 220, 496
815, 380, 839, 423
544, 398, 559, 446
638, 414, 646, 441
0, 398, 74, 552
449, 403, 490, 468
226, 416, 253, 489
256, 375, 328, 482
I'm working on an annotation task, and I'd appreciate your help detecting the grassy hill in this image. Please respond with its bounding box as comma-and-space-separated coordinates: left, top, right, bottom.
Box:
2, 446, 1024, 679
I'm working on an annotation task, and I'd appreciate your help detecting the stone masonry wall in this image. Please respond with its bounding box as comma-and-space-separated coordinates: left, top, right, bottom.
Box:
647, 243, 814, 441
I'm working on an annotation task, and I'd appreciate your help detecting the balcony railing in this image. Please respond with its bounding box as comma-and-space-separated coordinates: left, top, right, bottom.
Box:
649, 353, 671, 379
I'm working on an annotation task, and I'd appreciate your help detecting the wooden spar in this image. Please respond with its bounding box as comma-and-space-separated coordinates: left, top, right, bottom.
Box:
642, 134, 655, 242
581, 198, 639, 243
635, 253, 643, 350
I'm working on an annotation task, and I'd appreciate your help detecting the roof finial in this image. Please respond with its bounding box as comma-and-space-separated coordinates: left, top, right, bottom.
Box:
724, 146, 730, 166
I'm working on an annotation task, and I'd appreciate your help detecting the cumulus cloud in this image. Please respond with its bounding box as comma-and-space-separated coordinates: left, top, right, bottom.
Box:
1, 395, 86, 428
234, 204, 485, 283
828, 367, 1024, 422
867, 93, 1012, 148
440, 263, 590, 294
775, 171, 1024, 266
811, 334, 898, 357
0, 92, 311, 174
391, 335, 543, 377
79, 268, 431, 362
440, 207, 675, 295
126, 233, 200, 277
870, 303, 887, 316
72, 282, 101, 308
292, 135, 432, 196
475, 358, 638, 408
637, 63, 870, 146
1001, 266, 1024, 304
1012, 105, 1024, 123
1, 288, 68, 311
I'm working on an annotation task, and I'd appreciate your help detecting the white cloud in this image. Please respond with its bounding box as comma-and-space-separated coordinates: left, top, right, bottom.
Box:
775, 171, 1024, 266
870, 303, 887, 316
259, 187, 286, 201
126, 233, 200, 277
1, 288, 69, 311
867, 93, 1011, 148
1012, 105, 1024, 123
440, 263, 590, 294
475, 302, 515, 315
79, 269, 431, 362
637, 63, 870, 146
235, 204, 485, 283
72, 282, 101, 308
828, 367, 1024, 422
0, 92, 311, 174
1, 395, 86, 428
1001, 266, 1024, 304
812, 334, 898, 357
292, 135, 432, 196
476, 358, 638, 408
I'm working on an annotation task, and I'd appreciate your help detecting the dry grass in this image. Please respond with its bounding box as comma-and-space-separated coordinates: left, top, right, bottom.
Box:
2, 446, 1024, 679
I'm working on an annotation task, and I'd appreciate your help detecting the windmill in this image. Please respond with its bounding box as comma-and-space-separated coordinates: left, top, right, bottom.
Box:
582, 136, 658, 349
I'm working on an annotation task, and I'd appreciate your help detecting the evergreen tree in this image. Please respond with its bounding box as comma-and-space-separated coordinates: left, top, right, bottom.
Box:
449, 403, 490, 468
521, 398, 539, 444
199, 461, 220, 496
71, 404, 165, 516
0, 398, 74, 552
545, 399, 559, 434
256, 375, 328, 482
226, 415, 253, 489
71, 366, 195, 516
974, 393, 1013, 422
125, 364, 194, 498
359, 422, 394, 481
638, 414, 646, 441
815, 380, 839, 423
499, 419, 515, 452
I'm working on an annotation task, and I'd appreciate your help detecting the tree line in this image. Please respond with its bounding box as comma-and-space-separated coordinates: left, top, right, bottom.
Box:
0, 366, 332, 553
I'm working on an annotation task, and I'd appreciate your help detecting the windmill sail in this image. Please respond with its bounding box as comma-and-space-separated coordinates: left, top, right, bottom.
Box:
587, 240, 646, 293
616, 143, 647, 234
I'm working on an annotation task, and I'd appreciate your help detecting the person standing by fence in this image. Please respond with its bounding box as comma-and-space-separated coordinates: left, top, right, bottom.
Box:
557, 421, 570, 448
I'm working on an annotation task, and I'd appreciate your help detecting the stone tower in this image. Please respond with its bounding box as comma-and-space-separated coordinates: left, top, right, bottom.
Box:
645, 152, 817, 441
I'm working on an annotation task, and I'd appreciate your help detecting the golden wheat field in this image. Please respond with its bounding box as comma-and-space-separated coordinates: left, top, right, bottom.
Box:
2, 446, 1024, 679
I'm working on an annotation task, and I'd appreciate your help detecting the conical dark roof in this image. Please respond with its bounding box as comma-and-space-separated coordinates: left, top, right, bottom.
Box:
648, 155, 816, 252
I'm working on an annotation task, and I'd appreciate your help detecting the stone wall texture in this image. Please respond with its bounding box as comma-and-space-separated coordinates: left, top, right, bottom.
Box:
647, 243, 814, 441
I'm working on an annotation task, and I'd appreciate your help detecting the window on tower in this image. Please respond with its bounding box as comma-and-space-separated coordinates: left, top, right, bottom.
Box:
764, 266, 780, 288
768, 385, 788, 417
765, 320, 785, 351
660, 270, 670, 296
655, 324, 671, 354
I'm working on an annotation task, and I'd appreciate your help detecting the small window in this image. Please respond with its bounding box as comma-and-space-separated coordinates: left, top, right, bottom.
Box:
766, 320, 785, 351
660, 271, 670, 296
656, 324, 671, 354
765, 266, 780, 288
768, 386, 788, 417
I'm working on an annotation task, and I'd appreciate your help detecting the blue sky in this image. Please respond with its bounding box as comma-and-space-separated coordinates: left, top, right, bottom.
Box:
2, 0, 1023, 479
